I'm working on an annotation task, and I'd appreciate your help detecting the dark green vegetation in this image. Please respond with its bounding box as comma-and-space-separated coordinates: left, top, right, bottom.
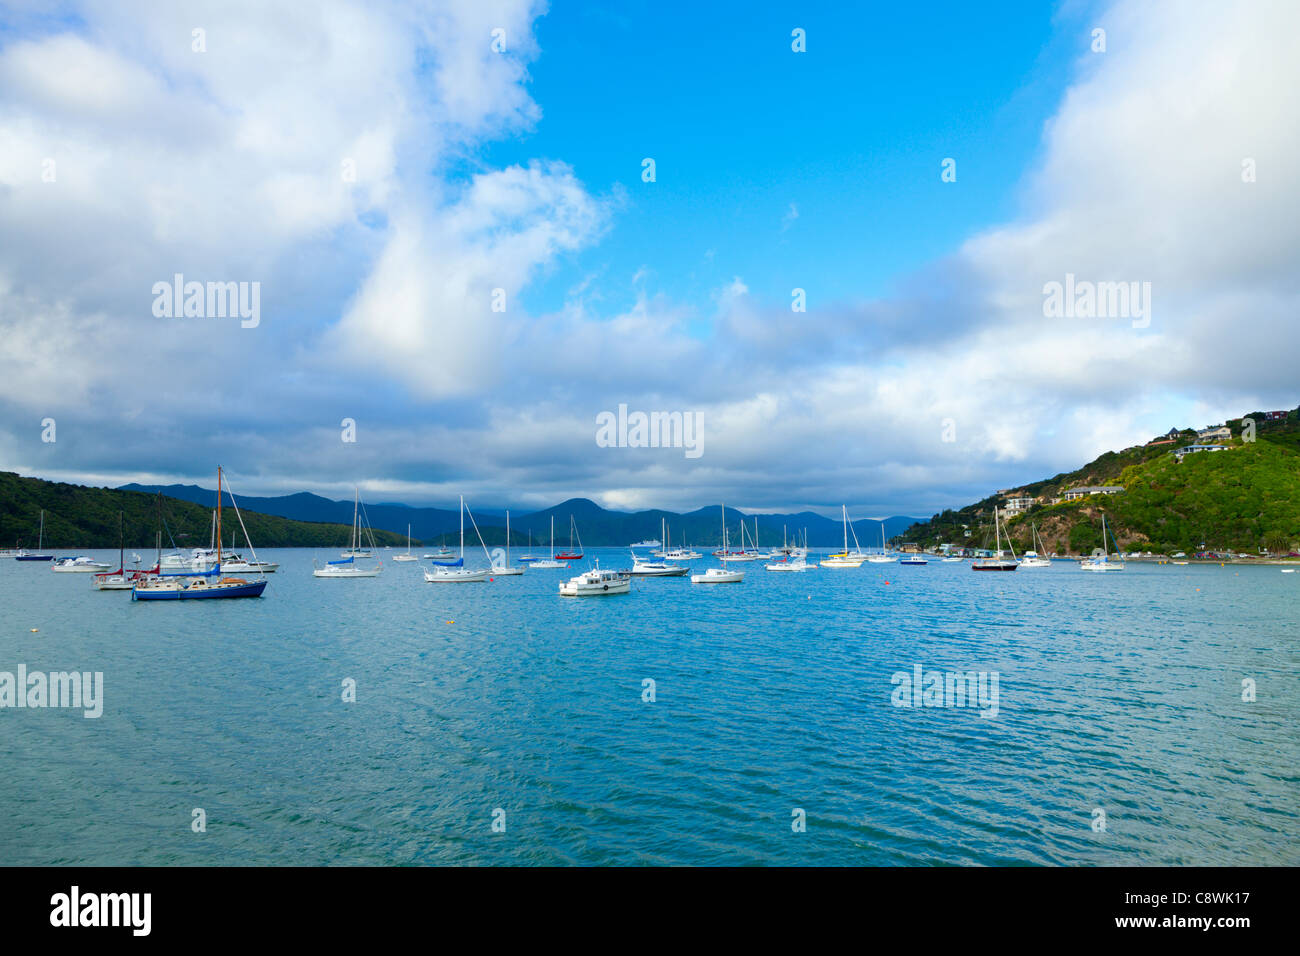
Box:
903, 408, 1300, 555
0, 472, 408, 549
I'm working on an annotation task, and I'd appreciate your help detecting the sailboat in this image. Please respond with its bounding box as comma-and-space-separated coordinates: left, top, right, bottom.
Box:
972, 509, 1019, 571
93, 511, 147, 590
555, 515, 584, 560
393, 523, 419, 562
529, 516, 569, 569
1080, 515, 1125, 572
517, 528, 540, 563
492, 510, 525, 575
133, 468, 270, 598
424, 495, 493, 582
1019, 522, 1052, 568
692, 505, 745, 583
14, 510, 54, 561
867, 520, 895, 563
820, 506, 867, 568
314, 489, 383, 577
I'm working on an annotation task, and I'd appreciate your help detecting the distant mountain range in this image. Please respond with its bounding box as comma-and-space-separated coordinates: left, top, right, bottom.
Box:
117, 483, 921, 548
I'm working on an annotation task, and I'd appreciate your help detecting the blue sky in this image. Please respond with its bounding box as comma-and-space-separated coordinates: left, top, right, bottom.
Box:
473, 1, 1084, 315
0, 0, 1296, 515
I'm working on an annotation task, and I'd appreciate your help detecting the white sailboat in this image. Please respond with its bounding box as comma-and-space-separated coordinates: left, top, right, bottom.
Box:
492, 510, 525, 575
1019, 522, 1052, 568
313, 489, 383, 577
867, 520, 895, 562
820, 505, 867, 568
529, 516, 569, 569
1080, 514, 1125, 572
425, 495, 492, 582
692, 505, 745, 583
393, 523, 419, 562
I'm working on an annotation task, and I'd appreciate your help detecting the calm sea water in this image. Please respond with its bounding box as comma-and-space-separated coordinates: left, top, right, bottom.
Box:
2, 549, 1297, 866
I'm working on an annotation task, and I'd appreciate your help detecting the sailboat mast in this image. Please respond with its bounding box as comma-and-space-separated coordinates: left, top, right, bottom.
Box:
459, 494, 465, 558
216, 467, 223, 568
506, 510, 510, 563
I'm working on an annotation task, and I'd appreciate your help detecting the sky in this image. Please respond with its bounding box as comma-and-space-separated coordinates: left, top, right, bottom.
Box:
0, 0, 1297, 517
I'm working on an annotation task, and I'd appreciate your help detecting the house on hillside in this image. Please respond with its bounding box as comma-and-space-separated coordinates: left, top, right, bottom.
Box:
1265, 410, 1288, 421
1003, 495, 1036, 515
1197, 426, 1231, 442
1173, 444, 1228, 461
1062, 485, 1124, 501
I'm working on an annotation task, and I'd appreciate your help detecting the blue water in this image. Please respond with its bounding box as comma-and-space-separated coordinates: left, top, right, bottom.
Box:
2, 550, 1297, 865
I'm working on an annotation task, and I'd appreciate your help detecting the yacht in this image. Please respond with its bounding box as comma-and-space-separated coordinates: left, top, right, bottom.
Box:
972, 508, 1019, 571
1080, 515, 1125, 572
559, 565, 631, 596
528, 516, 569, 569
692, 505, 745, 583
424, 495, 493, 582
52, 556, 112, 573
314, 489, 383, 578
820, 505, 867, 568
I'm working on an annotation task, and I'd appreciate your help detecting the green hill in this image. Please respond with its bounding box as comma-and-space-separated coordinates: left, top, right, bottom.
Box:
903, 408, 1300, 555
0, 472, 409, 550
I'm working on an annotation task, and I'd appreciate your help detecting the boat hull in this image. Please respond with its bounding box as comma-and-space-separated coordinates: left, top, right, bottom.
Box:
972, 562, 1019, 571
133, 578, 268, 599
425, 569, 491, 582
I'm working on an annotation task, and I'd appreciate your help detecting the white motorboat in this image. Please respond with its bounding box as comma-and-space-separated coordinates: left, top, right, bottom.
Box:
899, 555, 928, 565
52, 556, 112, 572
766, 554, 813, 571
630, 554, 690, 576
314, 488, 383, 578
559, 565, 631, 596
692, 504, 745, 583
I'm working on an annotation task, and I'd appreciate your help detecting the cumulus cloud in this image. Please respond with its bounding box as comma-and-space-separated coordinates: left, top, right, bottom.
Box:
1, 0, 1296, 517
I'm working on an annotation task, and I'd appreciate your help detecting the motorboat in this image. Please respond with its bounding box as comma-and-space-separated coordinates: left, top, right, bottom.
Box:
559, 565, 631, 596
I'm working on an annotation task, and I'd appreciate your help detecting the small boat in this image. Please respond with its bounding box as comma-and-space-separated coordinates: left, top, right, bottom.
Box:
1019, 523, 1052, 568
899, 555, 927, 566
692, 505, 745, 583
554, 515, 584, 560
14, 510, 54, 561
133, 468, 269, 599
423, 545, 456, 559
630, 554, 690, 576
1080, 515, 1125, 572
820, 506, 867, 568
766, 554, 814, 572
93, 512, 156, 590
528, 516, 570, 568
314, 489, 383, 578
425, 495, 494, 582
972, 509, 1019, 571
492, 510, 525, 575
393, 524, 419, 562
52, 556, 112, 573
941, 556, 964, 562
559, 564, 631, 596
630, 538, 661, 549
867, 522, 894, 562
